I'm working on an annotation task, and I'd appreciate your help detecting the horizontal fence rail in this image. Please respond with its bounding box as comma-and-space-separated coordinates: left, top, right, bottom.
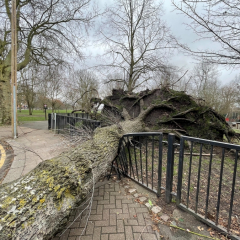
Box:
177, 136, 240, 240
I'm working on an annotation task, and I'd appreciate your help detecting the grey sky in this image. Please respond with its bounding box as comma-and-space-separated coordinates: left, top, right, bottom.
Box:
84, 0, 239, 85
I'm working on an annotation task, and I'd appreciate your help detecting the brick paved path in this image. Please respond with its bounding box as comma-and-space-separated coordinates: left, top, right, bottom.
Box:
52, 178, 158, 240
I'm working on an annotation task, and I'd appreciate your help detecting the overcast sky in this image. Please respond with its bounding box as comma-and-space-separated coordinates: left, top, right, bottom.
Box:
83, 0, 239, 85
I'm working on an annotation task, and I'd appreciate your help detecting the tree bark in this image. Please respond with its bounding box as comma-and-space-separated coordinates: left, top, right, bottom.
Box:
0, 75, 11, 125
0, 116, 144, 240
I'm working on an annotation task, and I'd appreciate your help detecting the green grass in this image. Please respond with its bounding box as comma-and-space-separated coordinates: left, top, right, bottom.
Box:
18, 109, 72, 122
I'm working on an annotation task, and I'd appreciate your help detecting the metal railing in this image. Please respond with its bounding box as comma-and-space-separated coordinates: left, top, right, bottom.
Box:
114, 132, 240, 240
48, 113, 101, 135
114, 132, 163, 196
177, 136, 240, 240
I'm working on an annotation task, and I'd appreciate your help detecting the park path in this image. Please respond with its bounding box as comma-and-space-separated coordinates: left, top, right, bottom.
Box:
52, 178, 159, 240
0, 121, 67, 184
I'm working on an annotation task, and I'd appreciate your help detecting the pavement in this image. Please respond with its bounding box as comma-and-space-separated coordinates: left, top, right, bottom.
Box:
0, 121, 225, 240
0, 121, 67, 184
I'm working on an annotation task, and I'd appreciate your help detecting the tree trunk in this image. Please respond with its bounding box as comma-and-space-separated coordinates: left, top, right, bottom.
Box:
0, 76, 11, 125
0, 115, 144, 240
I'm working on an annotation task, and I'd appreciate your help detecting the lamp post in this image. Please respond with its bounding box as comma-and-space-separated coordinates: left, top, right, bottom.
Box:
11, 0, 18, 138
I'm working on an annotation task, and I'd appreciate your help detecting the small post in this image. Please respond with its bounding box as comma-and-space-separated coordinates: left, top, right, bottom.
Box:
166, 133, 175, 203
44, 104, 47, 120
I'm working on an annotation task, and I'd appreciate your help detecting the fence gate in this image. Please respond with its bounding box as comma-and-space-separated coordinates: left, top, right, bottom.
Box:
115, 132, 240, 240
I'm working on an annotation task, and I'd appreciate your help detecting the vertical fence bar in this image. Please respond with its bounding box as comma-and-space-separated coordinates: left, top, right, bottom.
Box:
126, 137, 135, 178
177, 137, 185, 205
146, 137, 148, 187
166, 133, 175, 203
157, 134, 163, 197
205, 145, 213, 219
152, 135, 154, 189
195, 143, 203, 213
48, 113, 51, 130
227, 150, 238, 232
140, 137, 143, 184
187, 141, 194, 208
216, 148, 225, 225
133, 139, 139, 181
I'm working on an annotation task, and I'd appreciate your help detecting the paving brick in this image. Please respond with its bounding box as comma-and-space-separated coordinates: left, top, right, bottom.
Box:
126, 219, 139, 225
101, 234, 108, 240
97, 205, 103, 214
125, 226, 133, 240
89, 214, 102, 221
109, 209, 122, 214
92, 200, 98, 210
99, 188, 104, 196
117, 220, 124, 233
117, 213, 129, 220
133, 232, 142, 240
121, 199, 133, 204
98, 200, 110, 205
109, 195, 115, 204
128, 207, 136, 217
104, 192, 110, 200
127, 203, 139, 208
132, 226, 148, 233
93, 227, 101, 240
135, 208, 149, 213
114, 184, 120, 192
69, 228, 85, 236
86, 221, 94, 235
103, 204, 116, 209
80, 236, 93, 240
137, 213, 145, 225
102, 226, 117, 234
103, 209, 109, 220
141, 233, 158, 240
116, 195, 128, 199
109, 233, 125, 240
115, 199, 122, 208
66, 237, 76, 240
94, 196, 104, 201
110, 214, 116, 226
95, 220, 109, 227
122, 204, 129, 213
110, 192, 121, 196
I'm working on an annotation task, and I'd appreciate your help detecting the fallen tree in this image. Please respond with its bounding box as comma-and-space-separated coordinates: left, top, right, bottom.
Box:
0, 87, 237, 240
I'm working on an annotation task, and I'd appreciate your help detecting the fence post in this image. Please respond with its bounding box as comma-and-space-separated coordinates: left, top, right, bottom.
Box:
48, 113, 51, 130
166, 133, 175, 203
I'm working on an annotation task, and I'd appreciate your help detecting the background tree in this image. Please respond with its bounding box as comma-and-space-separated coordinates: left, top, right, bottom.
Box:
39, 65, 64, 113
64, 69, 99, 112
99, 0, 172, 92
18, 63, 41, 115
172, 0, 240, 66
0, 0, 95, 124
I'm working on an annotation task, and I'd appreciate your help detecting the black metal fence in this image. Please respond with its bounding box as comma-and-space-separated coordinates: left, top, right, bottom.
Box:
48, 113, 101, 135
114, 132, 240, 240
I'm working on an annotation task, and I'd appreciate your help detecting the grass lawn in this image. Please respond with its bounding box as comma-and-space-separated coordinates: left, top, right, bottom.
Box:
18, 109, 72, 122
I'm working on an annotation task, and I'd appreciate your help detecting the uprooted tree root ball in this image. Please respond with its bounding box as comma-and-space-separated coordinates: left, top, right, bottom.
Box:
98, 87, 238, 142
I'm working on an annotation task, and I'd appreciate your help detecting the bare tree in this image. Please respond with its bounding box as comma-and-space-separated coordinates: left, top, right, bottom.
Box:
64, 69, 99, 112
18, 63, 42, 115
39, 65, 64, 113
0, 0, 96, 124
172, 0, 240, 66
99, 0, 172, 92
